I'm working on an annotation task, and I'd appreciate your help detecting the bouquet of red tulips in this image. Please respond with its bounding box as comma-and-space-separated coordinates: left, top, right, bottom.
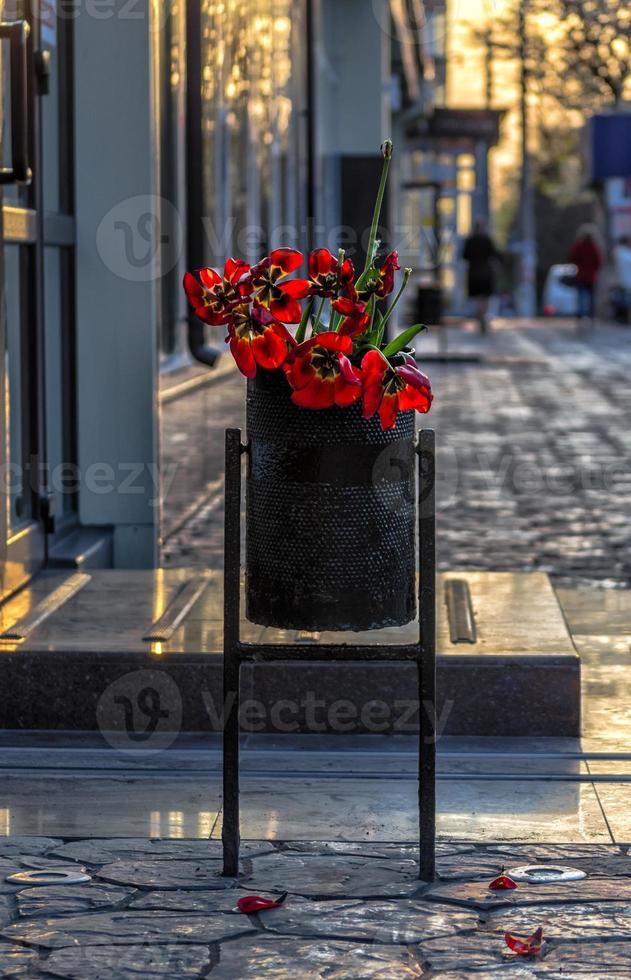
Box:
184, 141, 433, 430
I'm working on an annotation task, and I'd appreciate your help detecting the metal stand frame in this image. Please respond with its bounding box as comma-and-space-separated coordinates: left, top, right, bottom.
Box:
222, 427, 436, 881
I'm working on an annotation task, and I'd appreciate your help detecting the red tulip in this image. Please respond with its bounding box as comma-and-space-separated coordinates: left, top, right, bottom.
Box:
228, 303, 296, 378
250, 248, 311, 323
183, 258, 251, 326
505, 927, 544, 956
361, 350, 433, 430
374, 250, 401, 298
349, 250, 401, 303
284, 332, 362, 409
307, 248, 355, 298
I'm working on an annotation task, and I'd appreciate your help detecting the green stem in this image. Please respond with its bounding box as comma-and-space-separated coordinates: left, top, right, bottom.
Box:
295, 298, 314, 344
366, 294, 377, 332
363, 139, 393, 276
379, 268, 412, 336
330, 249, 346, 332
312, 296, 327, 334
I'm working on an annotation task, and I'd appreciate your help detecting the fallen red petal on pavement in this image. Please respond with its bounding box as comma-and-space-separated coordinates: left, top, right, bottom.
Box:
505, 926, 544, 956
489, 874, 518, 890
237, 893, 287, 914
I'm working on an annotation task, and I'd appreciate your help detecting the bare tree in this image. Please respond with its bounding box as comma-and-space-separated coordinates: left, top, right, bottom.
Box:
473, 0, 630, 113
550, 0, 631, 108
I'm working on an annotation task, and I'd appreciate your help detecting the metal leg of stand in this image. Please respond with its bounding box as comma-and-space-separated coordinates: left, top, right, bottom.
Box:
222, 428, 242, 876
418, 430, 436, 881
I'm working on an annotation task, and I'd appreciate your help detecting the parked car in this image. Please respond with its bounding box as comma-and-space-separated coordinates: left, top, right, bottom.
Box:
542, 264, 579, 317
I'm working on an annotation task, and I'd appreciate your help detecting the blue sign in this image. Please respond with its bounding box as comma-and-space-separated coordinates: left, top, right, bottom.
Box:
589, 115, 631, 180
40, 0, 56, 48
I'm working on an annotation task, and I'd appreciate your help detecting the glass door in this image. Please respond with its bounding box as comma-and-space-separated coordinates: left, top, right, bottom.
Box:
0, 0, 47, 600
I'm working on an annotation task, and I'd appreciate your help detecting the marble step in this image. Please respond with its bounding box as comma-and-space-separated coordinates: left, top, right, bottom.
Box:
0, 570, 579, 736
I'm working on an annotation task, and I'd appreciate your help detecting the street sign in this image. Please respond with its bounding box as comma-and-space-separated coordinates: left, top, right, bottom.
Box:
587, 114, 631, 180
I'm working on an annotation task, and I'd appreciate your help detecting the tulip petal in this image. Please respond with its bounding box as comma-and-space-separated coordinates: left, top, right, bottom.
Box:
362, 380, 384, 420
292, 377, 335, 409
198, 267, 222, 289
505, 927, 543, 956
314, 332, 353, 354
361, 350, 389, 377
237, 893, 287, 914
270, 295, 304, 324
270, 248, 304, 274
334, 374, 362, 407
252, 328, 289, 370
339, 315, 370, 337
337, 354, 362, 387
340, 257, 355, 283
280, 279, 312, 299
309, 248, 337, 278
489, 874, 518, 891
224, 258, 250, 284
229, 336, 257, 378
399, 385, 433, 413
398, 363, 432, 390
196, 307, 230, 326
285, 351, 316, 390
378, 393, 399, 430
271, 321, 298, 347
333, 296, 366, 317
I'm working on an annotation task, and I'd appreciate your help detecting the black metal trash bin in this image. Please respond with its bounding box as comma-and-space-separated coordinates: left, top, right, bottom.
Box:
245, 368, 417, 631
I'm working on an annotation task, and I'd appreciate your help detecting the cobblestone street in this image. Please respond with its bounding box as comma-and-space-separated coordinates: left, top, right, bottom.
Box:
162, 319, 631, 590
2, 837, 631, 977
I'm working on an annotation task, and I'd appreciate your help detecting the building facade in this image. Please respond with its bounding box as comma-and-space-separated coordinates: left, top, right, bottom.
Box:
0, 0, 440, 594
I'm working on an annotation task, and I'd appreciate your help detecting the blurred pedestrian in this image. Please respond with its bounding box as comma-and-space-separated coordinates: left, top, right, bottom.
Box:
568, 224, 603, 323
612, 235, 631, 324
462, 220, 502, 333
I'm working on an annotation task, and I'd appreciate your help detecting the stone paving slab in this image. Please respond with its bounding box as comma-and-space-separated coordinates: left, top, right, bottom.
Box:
208, 936, 425, 979
418, 932, 536, 975
0, 897, 12, 929
16, 883, 135, 918
434, 852, 522, 881
241, 852, 422, 899
44, 943, 213, 979
489, 902, 631, 941
95, 859, 238, 891
1, 910, 256, 948
0, 941, 41, 977
535, 941, 631, 976
129, 889, 245, 913
257, 896, 478, 944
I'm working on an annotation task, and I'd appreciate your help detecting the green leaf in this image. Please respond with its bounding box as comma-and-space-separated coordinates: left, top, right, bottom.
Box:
364, 308, 384, 348
382, 323, 427, 358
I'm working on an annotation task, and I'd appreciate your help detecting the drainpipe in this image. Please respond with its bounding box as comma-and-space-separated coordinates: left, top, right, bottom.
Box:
185, 0, 220, 367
